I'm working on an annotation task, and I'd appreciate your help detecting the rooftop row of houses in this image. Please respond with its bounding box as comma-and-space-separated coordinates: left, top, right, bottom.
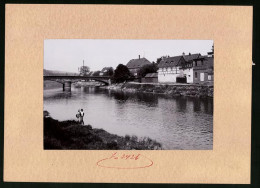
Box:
125, 52, 214, 84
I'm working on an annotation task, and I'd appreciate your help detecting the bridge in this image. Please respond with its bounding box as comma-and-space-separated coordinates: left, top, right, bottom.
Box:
44, 75, 112, 91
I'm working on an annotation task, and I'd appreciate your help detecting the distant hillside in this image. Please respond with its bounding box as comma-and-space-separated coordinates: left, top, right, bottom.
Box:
44, 69, 79, 76
44, 80, 63, 90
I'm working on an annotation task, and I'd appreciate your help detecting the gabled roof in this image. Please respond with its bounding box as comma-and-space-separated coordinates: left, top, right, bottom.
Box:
158, 56, 184, 68
126, 58, 151, 69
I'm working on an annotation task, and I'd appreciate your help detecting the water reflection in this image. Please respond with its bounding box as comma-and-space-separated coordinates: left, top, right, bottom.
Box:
176, 97, 187, 113
112, 92, 130, 103
135, 92, 158, 107
44, 86, 213, 150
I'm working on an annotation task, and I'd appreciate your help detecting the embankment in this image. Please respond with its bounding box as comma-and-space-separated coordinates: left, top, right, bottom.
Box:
107, 82, 213, 98
44, 113, 162, 150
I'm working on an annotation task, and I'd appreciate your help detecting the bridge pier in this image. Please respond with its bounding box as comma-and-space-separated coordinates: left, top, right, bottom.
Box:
63, 81, 71, 91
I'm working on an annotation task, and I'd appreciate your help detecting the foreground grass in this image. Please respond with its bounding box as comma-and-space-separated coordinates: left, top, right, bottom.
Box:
44, 113, 162, 150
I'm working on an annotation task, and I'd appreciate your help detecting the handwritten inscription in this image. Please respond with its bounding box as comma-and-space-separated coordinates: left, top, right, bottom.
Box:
97, 152, 153, 169
110, 152, 140, 160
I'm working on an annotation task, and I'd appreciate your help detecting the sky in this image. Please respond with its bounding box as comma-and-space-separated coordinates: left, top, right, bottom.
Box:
44, 39, 213, 73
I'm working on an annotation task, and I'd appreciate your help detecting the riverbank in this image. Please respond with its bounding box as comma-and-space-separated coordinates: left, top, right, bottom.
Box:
44, 112, 163, 150
73, 81, 102, 87
105, 82, 213, 98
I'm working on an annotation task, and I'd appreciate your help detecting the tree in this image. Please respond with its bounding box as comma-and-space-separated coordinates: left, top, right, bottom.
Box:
156, 57, 162, 64
114, 64, 131, 83
92, 71, 101, 76
78, 66, 90, 76
137, 63, 158, 78
107, 67, 114, 76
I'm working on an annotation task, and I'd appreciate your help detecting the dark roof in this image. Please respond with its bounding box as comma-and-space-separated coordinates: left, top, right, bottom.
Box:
158, 56, 183, 68
145, 73, 158, 78
158, 54, 201, 68
126, 58, 151, 69
193, 56, 214, 71
183, 53, 201, 62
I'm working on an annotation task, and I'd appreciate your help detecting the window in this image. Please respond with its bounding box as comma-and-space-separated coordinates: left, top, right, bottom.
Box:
208, 75, 212, 80
200, 73, 204, 81
195, 72, 198, 78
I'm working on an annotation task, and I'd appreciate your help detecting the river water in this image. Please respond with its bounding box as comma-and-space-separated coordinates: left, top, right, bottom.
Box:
44, 86, 213, 150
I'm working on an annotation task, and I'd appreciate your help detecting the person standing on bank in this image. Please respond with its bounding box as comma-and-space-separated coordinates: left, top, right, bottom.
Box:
79, 109, 84, 125
76, 109, 80, 122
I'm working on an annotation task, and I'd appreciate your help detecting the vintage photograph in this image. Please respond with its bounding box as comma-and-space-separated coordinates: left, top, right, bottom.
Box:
44, 39, 214, 150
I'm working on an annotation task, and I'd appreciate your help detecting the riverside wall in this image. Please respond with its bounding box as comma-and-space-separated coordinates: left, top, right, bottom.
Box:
107, 82, 213, 98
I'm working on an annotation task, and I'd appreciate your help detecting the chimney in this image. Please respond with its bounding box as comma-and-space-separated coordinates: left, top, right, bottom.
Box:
189, 52, 191, 56
182, 52, 185, 56
139, 55, 140, 59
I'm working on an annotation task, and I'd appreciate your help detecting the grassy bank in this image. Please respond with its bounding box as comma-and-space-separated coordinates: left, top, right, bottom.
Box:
44, 112, 162, 150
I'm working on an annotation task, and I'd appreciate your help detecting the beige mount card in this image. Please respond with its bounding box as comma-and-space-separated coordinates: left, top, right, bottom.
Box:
4, 4, 252, 184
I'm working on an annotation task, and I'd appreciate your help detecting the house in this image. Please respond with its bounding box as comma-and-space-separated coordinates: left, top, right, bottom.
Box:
157, 52, 214, 84
182, 53, 201, 83
205, 57, 214, 82
192, 46, 214, 84
158, 55, 186, 83
193, 56, 214, 84
141, 73, 158, 83
158, 53, 201, 83
126, 55, 151, 77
